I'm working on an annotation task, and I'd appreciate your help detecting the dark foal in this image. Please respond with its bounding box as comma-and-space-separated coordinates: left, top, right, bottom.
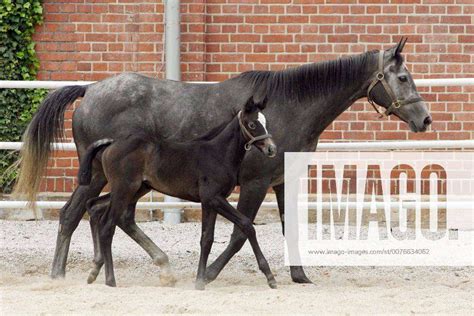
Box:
80, 97, 277, 290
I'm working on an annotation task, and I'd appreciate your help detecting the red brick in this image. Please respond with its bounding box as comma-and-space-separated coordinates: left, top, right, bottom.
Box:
328, 35, 358, 43
245, 54, 275, 62
262, 35, 293, 43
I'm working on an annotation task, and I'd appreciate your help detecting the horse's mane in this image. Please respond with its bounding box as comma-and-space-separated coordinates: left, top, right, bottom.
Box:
235, 50, 378, 103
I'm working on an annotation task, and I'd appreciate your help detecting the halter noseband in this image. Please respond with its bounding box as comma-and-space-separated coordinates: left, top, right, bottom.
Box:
238, 111, 272, 151
367, 50, 423, 117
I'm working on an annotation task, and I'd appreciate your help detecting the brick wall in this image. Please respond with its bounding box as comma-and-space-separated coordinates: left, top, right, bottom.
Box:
32, 0, 473, 193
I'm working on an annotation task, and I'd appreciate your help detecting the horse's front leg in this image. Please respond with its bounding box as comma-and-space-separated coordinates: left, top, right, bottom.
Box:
195, 207, 217, 290
274, 183, 312, 284
205, 178, 271, 283
208, 196, 277, 289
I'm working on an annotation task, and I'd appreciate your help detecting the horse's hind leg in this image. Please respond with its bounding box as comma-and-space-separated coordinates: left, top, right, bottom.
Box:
98, 180, 142, 286
86, 186, 176, 286
274, 183, 312, 284
51, 172, 106, 279
117, 186, 176, 287
86, 193, 110, 284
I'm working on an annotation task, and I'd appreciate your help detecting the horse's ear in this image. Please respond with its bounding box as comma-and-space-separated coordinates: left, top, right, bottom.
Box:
244, 96, 257, 112
244, 96, 267, 112
394, 37, 408, 56
255, 96, 268, 110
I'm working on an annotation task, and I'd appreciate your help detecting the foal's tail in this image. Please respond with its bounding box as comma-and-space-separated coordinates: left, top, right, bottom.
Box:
78, 139, 114, 186
13, 85, 88, 203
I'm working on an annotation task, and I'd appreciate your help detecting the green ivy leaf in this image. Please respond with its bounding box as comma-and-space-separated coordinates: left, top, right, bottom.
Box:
0, 0, 45, 193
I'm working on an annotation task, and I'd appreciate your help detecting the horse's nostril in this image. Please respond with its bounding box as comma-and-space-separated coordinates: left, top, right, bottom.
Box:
424, 116, 432, 126
268, 145, 277, 156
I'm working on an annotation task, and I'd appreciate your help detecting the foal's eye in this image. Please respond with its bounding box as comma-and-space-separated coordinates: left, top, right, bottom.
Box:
398, 76, 408, 82
248, 122, 256, 130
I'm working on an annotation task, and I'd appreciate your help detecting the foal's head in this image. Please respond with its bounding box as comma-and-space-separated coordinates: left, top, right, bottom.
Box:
367, 37, 432, 132
238, 97, 277, 158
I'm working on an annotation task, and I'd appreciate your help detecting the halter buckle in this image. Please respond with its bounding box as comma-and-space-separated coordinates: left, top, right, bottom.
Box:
393, 100, 401, 108
376, 72, 384, 80
244, 142, 252, 151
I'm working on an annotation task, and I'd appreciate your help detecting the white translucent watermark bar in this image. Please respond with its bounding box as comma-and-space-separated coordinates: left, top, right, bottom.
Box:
284, 151, 474, 266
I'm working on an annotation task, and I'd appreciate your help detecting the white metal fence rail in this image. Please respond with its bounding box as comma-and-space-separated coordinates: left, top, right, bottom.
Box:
1, 200, 471, 210
2, 140, 474, 151
1, 78, 474, 89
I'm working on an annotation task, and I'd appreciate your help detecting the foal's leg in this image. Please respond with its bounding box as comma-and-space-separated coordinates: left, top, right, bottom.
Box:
97, 179, 146, 286
117, 187, 176, 287
51, 171, 106, 278
195, 208, 217, 290
274, 183, 312, 284
205, 178, 271, 283
207, 196, 277, 289
86, 193, 110, 284
86, 188, 176, 286
95, 197, 120, 287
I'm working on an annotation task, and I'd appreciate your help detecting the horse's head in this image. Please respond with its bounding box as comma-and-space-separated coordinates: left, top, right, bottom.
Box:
367, 37, 432, 132
238, 97, 277, 158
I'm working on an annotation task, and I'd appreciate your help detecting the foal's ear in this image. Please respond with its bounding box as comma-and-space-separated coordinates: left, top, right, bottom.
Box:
244, 96, 257, 113
256, 96, 268, 110
244, 96, 267, 112
247, 95, 267, 110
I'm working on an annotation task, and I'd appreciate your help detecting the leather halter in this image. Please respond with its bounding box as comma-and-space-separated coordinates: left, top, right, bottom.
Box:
237, 111, 272, 151
367, 50, 423, 117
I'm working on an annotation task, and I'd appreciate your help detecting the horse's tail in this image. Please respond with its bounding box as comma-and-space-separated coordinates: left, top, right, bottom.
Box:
78, 139, 114, 185
13, 85, 88, 203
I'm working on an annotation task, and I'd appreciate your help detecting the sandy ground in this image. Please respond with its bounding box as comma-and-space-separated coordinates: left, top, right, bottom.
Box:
0, 220, 472, 315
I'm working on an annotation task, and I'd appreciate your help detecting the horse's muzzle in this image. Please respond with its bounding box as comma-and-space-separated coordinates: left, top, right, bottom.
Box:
262, 139, 277, 158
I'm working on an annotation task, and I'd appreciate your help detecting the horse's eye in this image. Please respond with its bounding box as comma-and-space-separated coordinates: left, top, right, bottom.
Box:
399, 76, 408, 82
248, 122, 256, 130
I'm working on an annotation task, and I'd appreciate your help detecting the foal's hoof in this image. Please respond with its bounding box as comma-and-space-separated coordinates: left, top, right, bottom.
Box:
160, 273, 177, 287
268, 279, 278, 289
50, 270, 65, 279
87, 269, 99, 284
204, 267, 218, 284
87, 274, 96, 284
195, 280, 206, 291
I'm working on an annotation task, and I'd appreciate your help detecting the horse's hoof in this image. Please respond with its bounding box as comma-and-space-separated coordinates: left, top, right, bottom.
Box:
204, 269, 218, 284
87, 268, 100, 284
160, 273, 177, 287
268, 279, 278, 289
87, 273, 97, 284
105, 280, 116, 287
290, 267, 313, 284
50, 271, 65, 279
195, 280, 206, 291
291, 275, 313, 284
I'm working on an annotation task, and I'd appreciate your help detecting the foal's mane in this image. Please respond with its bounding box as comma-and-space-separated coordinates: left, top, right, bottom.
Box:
192, 116, 235, 141
236, 50, 378, 103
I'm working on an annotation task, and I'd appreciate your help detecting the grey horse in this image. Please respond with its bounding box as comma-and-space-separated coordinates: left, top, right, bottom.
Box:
15, 38, 431, 285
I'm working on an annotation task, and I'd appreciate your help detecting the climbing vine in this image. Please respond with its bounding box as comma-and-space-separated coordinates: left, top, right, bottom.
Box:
0, 0, 46, 192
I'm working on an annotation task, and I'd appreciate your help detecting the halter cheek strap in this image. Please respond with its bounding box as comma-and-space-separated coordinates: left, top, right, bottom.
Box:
238, 111, 272, 151
367, 50, 423, 117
